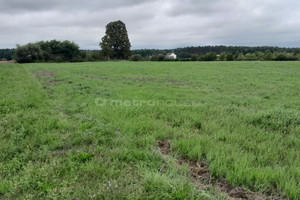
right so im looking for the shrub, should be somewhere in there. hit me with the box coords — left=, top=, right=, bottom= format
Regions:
left=130, top=54, right=144, bottom=61
left=201, top=52, right=217, bottom=61
left=14, top=43, right=43, bottom=63
left=156, top=54, right=165, bottom=61
left=191, top=54, right=199, bottom=61
left=218, top=52, right=226, bottom=61
left=14, top=40, right=81, bottom=63
left=244, top=53, right=257, bottom=61
left=274, top=54, right=288, bottom=61
left=263, top=52, right=273, bottom=61
left=226, top=53, right=234, bottom=61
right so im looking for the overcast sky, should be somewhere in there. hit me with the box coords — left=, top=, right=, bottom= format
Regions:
left=1, top=0, right=300, bottom=49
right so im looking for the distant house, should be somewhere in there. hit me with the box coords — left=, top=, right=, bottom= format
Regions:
left=165, top=53, right=177, bottom=60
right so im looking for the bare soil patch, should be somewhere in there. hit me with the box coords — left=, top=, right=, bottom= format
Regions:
left=34, top=70, right=58, bottom=81
left=157, top=140, right=282, bottom=200
left=34, top=70, right=60, bottom=93
left=158, top=140, right=171, bottom=155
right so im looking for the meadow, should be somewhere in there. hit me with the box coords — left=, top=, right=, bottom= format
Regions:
left=0, top=61, right=299, bottom=199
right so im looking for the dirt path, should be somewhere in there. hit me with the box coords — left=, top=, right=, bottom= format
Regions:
left=158, top=140, right=283, bottom=200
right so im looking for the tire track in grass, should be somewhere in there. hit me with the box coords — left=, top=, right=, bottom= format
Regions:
left=157, top=140, right=283, bottom=200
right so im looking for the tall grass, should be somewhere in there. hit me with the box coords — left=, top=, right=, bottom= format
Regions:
left=0, top=61, right=299, bottom=199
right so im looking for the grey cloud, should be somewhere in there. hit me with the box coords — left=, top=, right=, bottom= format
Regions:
left=0, top=0, right=300, bottom=49
left=0, top=0, right=153, bottom=13
left=167, top=0, right=233, bottom=17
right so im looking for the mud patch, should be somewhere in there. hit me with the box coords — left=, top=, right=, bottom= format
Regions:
left=35, top=70, right=58, bottom=80
left=158, top=140, right=171, bottom=155
left=34, top=70, right=60, bottom=93
left=157, top=140, right=283, bottom=200
left=183, top=161, right=281, bottom=200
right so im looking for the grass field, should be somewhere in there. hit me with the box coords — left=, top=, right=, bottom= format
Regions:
left=0, top=61, right=299, bottom=199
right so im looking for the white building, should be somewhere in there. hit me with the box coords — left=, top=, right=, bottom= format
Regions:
left=165, top=53, right=177, bottom=60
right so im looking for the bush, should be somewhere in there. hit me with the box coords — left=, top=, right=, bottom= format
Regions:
left=263, top=52, right=273, bottom=61
left=226, top=53, right=234, bottom=61
left=150, top=54, right=165, bottom=61
left=156, top=54, right=165, bottom=61
left=274, top=53, right=298, bottom=61
left=39, top=40, right=81, bottom=62
left=14, top=43, right=43, bottom=63
left=201, top=52, right=217, bottom=61
left=14, top=40, right=81, bottom=63
left=235, top=53, right=245, bottom=61
left=218, top=52, right=226, bottom=61
left=274, top=54, right=288, bottom=61
left=177, top=52, right=192, bottom=59
left=191, top=54, right=199, bottom=61
left=244, top=53, right=257, bottom=61
left=130, top=54, right=144, bottom=61
left=83, top=50, right=104, bottom=62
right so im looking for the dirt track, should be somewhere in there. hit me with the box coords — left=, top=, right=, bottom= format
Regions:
left=158, top=140, right=283, bottom=200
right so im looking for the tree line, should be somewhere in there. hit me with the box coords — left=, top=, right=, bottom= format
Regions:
left=131, top=46, right=300, bottom=61
left=130, top=49, right=300, bottom=61
left=132, top=46, right=300, bottom=57
left=0, top=49, right=14, bottom=61
left=3, top=45, right=300, bottom=63
left=1, top=20, right=300, bottom=63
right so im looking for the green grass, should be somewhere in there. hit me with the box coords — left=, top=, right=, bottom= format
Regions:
left=0, top=61, right=299, bottom=199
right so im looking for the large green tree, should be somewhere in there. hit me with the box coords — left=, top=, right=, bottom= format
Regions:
left=100, top=20, right=131, bottom=60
